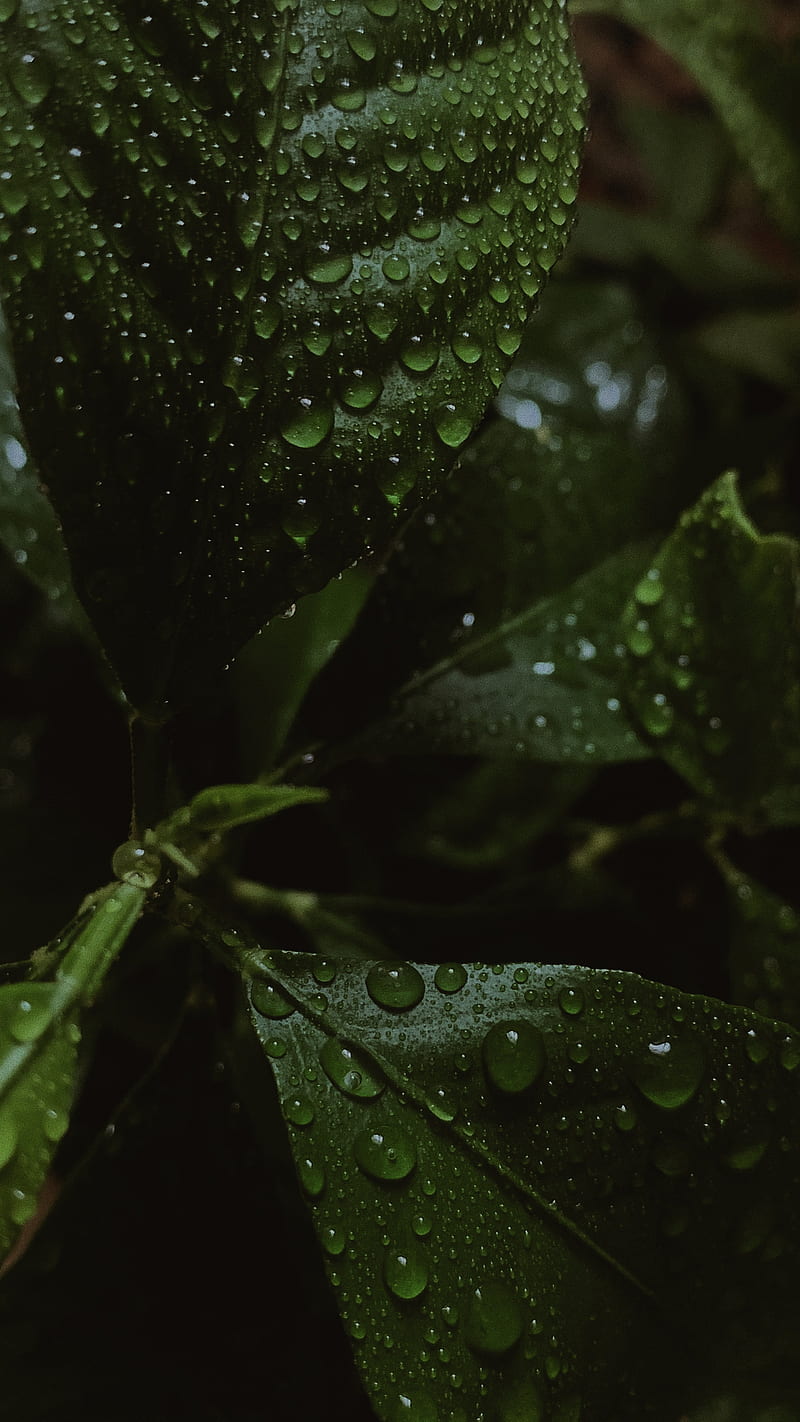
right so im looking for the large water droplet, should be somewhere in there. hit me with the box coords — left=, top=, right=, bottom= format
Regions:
left=464, top=1279, right=524, bottom=1356
left=280, top=399, right=333, bottom=449
left=629, top=1035, right=705, bottom=1110
left=482, top=1020, right=546, bottom=1094
left=298, top=1155, right=326, bottom=1197
left=111, top=839, right=161, bottom=889
left=383, top=1239, right=428, bottom=1299
left=251, top=980, right=295, bottom=1020
left=366, top=962, right=425, bottom=1011
left=354, top=1123, right=417, bottom=1181
left=433, top=403, right=472, bottom=448
left=319, top=1038, right=384, bottom=1098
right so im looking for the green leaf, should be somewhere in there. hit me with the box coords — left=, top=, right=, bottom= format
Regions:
left=235, top=941, right=800, bottom=1419
left=0, top=1, right=586, bottom=716
left=620, top=473, right=800, bottom=812
left=571, top=0, right=800, bottom=245
left=292, top=278, right=701, bottom=765
left=0, top=300, right=83, bottom=625
left=0, top=882, right=145, bottom=1262
left=715, top=855, right=800, bottom=1029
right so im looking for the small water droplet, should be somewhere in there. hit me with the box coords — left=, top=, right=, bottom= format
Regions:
left=558, top=986, right=584, bottom=1017
left=629, top=1035, right=705, bottom=1110
left=298, top=1155, right=326, bottom=1197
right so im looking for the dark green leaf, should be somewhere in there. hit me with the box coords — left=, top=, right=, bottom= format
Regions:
left=620, top=473, right=800, bottom=812
left=571, top=0, right=800, bottom=244
left=0, top=0, right=585, bottom=715
left=0, top=882, right=145, bottom=1262
left=236, top=941, right=800, bottom=1420
left=715, top=854, right=800, bottom=1029
left=292, top=279, right=700, bottom=765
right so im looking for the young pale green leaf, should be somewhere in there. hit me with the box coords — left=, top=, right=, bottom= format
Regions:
left=0, top=882, right=145, bottom=1262
left=620, top=473, right=800, bottom=812
left=291, top=279, right=701, bottom=766
left=0, top=0, right=585, bottom=716
left=571, top=0, right=800, bottom=245
left=236, top=942, right=800, bottom=1420
left=164, top=780, right=329, bottom=836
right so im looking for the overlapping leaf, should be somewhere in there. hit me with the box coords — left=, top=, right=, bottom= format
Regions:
left=0, top=882, right=145, bottom=1262
left=620, top=474, right=800, bottom=813
left=291, top=279, right=702, bottom=766
left=235, top=939, right=800, bottom=1420
left=0, top=0, right=585, bottom=715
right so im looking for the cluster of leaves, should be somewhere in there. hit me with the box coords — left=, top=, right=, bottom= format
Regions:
left=1, top=1, right=799, bottom=1420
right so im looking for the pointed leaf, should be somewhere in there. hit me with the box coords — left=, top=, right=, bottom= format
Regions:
left=235, top=943, right=800, bottom=1419
left=620, top=474, right=800, bottom=812
left=0, top=0, right=585, bottom=715
left=0, top=882, right=145, bottom=1262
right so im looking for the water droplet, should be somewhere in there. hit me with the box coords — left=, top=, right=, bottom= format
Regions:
left=280, top=399, right=333, bottom=448
left=626, top=620, right=653, bottom=657
left=319, top=1038, right=384, bottom=1098
left=558, top=986, right=584, bottom=1017
left=629, top=1035, right=705, bottom=1110
left=298, top=1155, right=326, bottom=1197
left=305, top=248, right=353, bottom=285
left=313, top=958, right=337, bottom=985
left=354, top=1124, right=417, bottom=1181
left=43, top=1107, right=69, bottom=1143
left=251, top=980, right=295, bottom=1020
left=434, top=963, right=467, bottom=994
left=285, top=1094, right=315, bottom=1127
left=111, top=839, right=161, bottom=889
left=451, top=331, right=483, bottom=365
left=390, top=1390, right=438, bottom=1421
left=482, top=1020, right=546, bottom=1094
left=366, top=962, right=425, bottom=1011
left=9, top=990, right=50, bottom=1043
left=433, top=403, right=472, bottom=448
left=322, top=1224, right=346, bottom=1255
left=9, top=50, right=53, bottom=105
left=382, top=254, right=410, bottom=283
left=383, top=1238, right=429, bottom=1300
left=641, top=693, right=674, bottom=738
left=635, top=569, right=663, bottom=606
left=464, top=1279, right=524, bottom=1356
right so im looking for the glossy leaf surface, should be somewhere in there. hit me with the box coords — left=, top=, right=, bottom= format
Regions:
left=240, top=942, right=800, bottom=1420
left=0, top=882, right=144, bottom=1262
left=0, top=0, right=585, bottom=715
left=621, top=474, right=800, bottom=812
left=293, top=279, right=700, bottom=765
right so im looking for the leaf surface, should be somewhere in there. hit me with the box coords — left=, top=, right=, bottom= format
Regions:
left=0, top=0, right=585, bottom=714
left=236, top=940, right=800, bottom=1420
left=620, top=474, right=800, bottom=812
left=0, top=882, right=145, bottom=1262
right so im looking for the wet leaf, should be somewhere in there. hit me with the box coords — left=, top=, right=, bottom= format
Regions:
left=572, top=0, right=800, bottom=244
left=620, top=474, right=800, bottom=813
left=0, top=882, right=145, bottom=1263
left=235, top=940, right=800, bottom=1420
left=0, top=0, right=585, bottom=716
left=292, top=279, right=699, bottom=765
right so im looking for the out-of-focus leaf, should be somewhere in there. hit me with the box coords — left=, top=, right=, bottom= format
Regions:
left=620, top=473, right=800, bottom=812
left=292, top=279, right=700, bottom=763
left=572, top=0, right=800, bottom=244
left=234, top=939, right=800, bottom=1420
left=715, top=855, right=800, bottom=1029
left=620, top=104, right=730, bottom=233
left=693, top=307, right=800, bottom=390
left=0, top=882, right=145, bottom=1263
left=0, top=0, right=585, bottom=716
left=0, top=301, right=83, bottom=626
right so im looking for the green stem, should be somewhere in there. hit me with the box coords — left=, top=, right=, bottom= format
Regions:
left=129, top=715, right=171, bottom=837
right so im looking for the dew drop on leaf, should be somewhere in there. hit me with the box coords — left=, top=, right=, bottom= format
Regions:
left=383, top=1238, right=429, bottom=1300
left=284, top=1094, right=315, bottom=1127
left=482, top=1020, right=546, bottom=1094
left=353, top=1124, right=417, bottom=1181
left=557, top=986, right=584, bottom=1017
left=390, top=1390, right=438, bottom=1421
left=298, top=1155, right=326, bottom=1197
left=319, top=1037, right=385, bottom=1098
left=464, top=1278, right=524, bottom=1356
left=366, top=961, right=425, bottom=1011
left=251, top=980, right=295, bottom=1020
left=434, top=963, right=468, bottom=995
left=628, top=1035, right=705, bottom=1110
